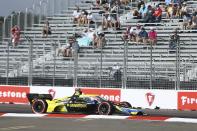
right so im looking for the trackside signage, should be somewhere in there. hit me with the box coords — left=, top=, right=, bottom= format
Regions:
left=121, top=89, right=177, bottom=109
left=178, top=92, right=197, bottom=110
left=81, top=88, right=121, bottom=102
left=0, top=85, right=30, bottom=103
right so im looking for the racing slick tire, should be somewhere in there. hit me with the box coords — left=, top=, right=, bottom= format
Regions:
left=31, top=99, right=47, bottom=114
left=97, top=102, right=114, bottom=115
left=119, top=101, right=132, bottom=108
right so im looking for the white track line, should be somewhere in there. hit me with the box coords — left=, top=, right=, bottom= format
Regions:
left=2, top=113, right=47, bottom=117
left=85, top=115, right=129, bottom=119
left=165, top=118, right=197, bottom=123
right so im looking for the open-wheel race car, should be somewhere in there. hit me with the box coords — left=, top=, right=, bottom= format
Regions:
left=26, top=93, right=144, bottom=116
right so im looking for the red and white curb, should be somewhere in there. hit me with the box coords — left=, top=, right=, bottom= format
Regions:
left=1, top=113, right=197, bottom=123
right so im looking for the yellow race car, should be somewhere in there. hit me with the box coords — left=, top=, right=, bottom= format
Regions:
left=26, top=93, right=144, bottom=115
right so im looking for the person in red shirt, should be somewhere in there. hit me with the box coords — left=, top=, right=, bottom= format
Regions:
left=11, top=25, right=21, bottom=47
left=153, top=5, right=162, bottom=22
left=148, top=27, right=157, bottom=46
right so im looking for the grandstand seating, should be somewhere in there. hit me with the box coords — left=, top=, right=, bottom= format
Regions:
left=0, top=0, right=197, bottom=89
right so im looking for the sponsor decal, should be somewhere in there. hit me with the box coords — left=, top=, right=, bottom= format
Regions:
left=145, top=92, right=155, bottom=106
left=48, top=89, right=56, bottom=98
left=81, top=88, right=121, bottom=102
left=178, top=92, right=197, bottom=110
left=0, top=86, right=30, bottom=103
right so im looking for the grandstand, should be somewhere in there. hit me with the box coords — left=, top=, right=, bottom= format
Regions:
left=0, top=0, right=197, bottom=89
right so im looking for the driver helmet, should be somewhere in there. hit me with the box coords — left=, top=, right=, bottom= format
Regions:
left=75, top=88, right=82, bottom=95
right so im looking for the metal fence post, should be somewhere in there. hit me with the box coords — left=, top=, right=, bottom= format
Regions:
left=6, top=41, right=10, bottom=85
left=150, top=41, right=153, bottom=89
left=73, top=43, right=78, bottom=87
left=53, top=42, right=56, bottom=87
left=175, top=31, right=180, bottom=90
left=123, top=40, right=128, bottom=89
left=27, top=36, right=33, bottom=86
left=99, top=42, right=103, bottom=88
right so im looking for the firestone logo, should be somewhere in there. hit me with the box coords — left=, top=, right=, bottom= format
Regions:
left=181, top=96, right=197, bottom=106
left=100, top=94, right=120, bottom=102
left=145, top=92, right=155, bottom=106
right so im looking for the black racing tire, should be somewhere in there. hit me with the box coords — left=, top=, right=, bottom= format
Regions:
left=119, top=101, right=132, bottom=108
left=98, top=102, right=114, bottom=115
left=31, top=99, right=47, bottom=114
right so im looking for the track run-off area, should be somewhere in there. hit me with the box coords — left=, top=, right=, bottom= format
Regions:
left=0, top=104, right=197, bottom=131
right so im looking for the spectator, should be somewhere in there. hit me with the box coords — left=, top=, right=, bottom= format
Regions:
left=139, top=4, right=148, bottom=19
left=63, top=37, right=74, bottom=57
left=180, top=2, right=188, bottom=18
left=137, top=0, right=145, bottom=10
left=137, top=27, right=148, bottom=44
left=42, top=20, right=51, bottom=38
left=11, top=25, right=21, bottom=47
left=102, top=8, right=113, bottom=30
left=122, top=25, right=138, bottom=42
left=123, top=25, right=132, bottom=40
left=112, top=63, right=122, bottom=81
left=71, top=37, right=80, bottom=57
left=166, top=3, right=173, bottom=18
left=87, top=11, right=96, bottom=26
left=94, top=32, right=106, bottom=48
left=169, top=29, right=179, bottom=50
left=72, top=6, right=81, bottom=25
left=80, top=9, right=88, bottom=26
left=153, top=4, right=162, bottom=22
left=188, top=13, right=197, bottom=29
left=57, top=43, right=70, bottom=57
left=182, top=12, right=191, bottom=30
left=142, top=5, right=155, bottom=23
left=148, top=27, right=157, bottom=46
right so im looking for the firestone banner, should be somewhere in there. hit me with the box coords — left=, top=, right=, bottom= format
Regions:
left=0, top=85, right=30, bottom=103
left=178, top=92, right=197, bottom=110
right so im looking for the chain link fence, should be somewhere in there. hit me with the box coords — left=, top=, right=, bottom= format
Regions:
left=2, top=32, right=197, bottom=90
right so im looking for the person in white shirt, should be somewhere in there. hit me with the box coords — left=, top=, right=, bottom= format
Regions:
left=73, top=7, right=82, bottom=25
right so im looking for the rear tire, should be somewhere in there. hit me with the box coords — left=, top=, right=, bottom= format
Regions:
left=97, top=102, right=114, bottom=115
left=31, top=99, right=47, bottom=114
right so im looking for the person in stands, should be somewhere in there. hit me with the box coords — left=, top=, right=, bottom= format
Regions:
left=148, top=27, right=157, bottom=46
left=11, top=25, right=21, bottom=47
left=42, top=20, right=51, bottom=38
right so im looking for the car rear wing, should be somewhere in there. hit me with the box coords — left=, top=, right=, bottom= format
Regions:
left=26, top=93, right=53, bottom=104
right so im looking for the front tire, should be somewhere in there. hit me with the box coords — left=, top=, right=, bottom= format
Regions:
left=31, top=99, right=47, bottom=114
left=97, top=102, right=114, bottom=115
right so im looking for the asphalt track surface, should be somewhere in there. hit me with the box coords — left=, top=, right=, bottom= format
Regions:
left=1, top=104, right=197, bottom=131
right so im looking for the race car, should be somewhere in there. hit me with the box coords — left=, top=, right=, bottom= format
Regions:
left=26, top=93, right=144, bottom=116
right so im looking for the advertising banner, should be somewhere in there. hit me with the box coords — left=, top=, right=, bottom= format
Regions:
left=121, top=89, right=177, bottom=109
left=0, top=85, right=30, bottom=103
left=178, top=92, right=197, bottom=110
left=81, top=88, right=121, bottom=102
